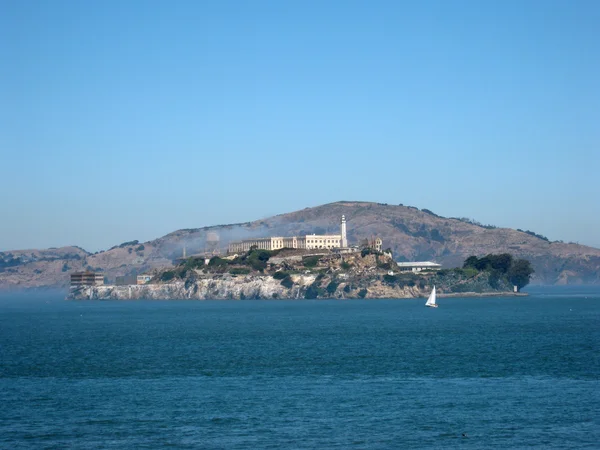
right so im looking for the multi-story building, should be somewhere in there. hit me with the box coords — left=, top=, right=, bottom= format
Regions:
left=302, top=234, right=342, bottom=250
left=228, top=237, right=286, bottom=253
left=227, top=216, right=348, bottom=254
left=70, top=271, right=104, bottom=287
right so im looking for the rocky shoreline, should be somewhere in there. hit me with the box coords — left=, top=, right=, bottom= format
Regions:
left=68, top=275, right=420, bottom=300
left=438, top=292, right=527, bottom=298
left=67, top=275, right=526, bottom=301
left=67, top=248, right=535, bottom=301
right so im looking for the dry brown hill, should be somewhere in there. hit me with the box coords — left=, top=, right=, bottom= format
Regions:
left=1, top=201, right=599, bottom=290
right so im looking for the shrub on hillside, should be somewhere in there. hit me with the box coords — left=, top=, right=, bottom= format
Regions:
left=118, top=240, right=139, bottom=248
left=161, top=271, right=175, bottom=282
left=246, top=249, right=272, bottom=272
left=303, top=256, right=320, bottom=268
left=430, top=229, right=445, bottom=242
left=280, top=276, right=294, bottom=289
left=304, top=284, right=321, bottom=299
left=361, top=248, right=376, bottom=258
left=181, top=257, right=205, bottom=270
left=383, top=274, right=398, bottom=284
left=209, top=257, right=229, bottom=267
left=326, top=281, right=339, bottom=294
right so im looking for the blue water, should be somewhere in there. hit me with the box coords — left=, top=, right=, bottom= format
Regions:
left=1, top=287, right=599, bottom=449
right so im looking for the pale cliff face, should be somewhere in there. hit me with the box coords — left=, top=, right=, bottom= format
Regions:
left=70, top=276, right=308, bottom=300
left=68, top=275, right=424, bottom=300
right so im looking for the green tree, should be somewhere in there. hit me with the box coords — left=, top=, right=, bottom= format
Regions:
left=464, top=254, right=514, bottom=273
left=508, top=259, right=534, bottom=291
left=463, top=256, right=480, bottom=270
left=487, top=253, right=513, bottom=273
left=488, top=269, right=501, bottom=289
left=160, top=271, right=175, bottom=282
left=246, top=249, right=271, bottom=271
left=209, top=257, right=229, bottom=267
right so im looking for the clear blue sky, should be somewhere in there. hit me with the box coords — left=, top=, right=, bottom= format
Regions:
left=1, top=0, right=599, bottom=252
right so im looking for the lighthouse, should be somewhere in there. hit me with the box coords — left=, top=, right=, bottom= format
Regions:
left=341, top=215, right=348, bottom=248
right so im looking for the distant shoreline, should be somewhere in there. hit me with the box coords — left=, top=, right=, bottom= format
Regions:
left=438, top=291, right=528, bottom=298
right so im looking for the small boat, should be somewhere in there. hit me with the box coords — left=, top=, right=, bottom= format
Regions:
left=425, top=286, right=438, bottom=308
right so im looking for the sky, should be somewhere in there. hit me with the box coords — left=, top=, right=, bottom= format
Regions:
left=1, top=0, right=599, bottom=252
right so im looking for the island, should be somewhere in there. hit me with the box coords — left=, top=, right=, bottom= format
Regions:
left=68, top=249, right=534, bottom=300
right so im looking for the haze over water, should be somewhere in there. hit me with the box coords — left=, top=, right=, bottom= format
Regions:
left=1, top=287, right=599, bottom=449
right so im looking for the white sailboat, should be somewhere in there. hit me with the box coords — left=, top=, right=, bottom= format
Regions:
left=425, top=286, right=438, bottom=308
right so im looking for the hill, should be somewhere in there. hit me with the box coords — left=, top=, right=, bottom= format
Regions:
left=1, top=201, right=599, bottom=290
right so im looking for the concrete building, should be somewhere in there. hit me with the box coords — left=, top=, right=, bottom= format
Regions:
left=70, top=271, right=104, bottom=287
left=396, top=261, right=442, bottom=272
left=303, top=234, right=343, bottom=250
left=359, top=236, right=383, bottom=252
left=374, top=237, right=382, bottom=252
left=228, top=237, right=287, bottom=253
left=228, top=216, right=348, bottom=254
left=137, top=275, right=153, bottom=285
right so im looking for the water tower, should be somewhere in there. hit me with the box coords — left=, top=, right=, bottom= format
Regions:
left=205, top=231, right=220, bottom=256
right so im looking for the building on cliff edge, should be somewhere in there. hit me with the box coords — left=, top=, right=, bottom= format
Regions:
left=70, top=271, right=104, bottom=287
left=396, top=261, right=442, bottom=272
left=228, top=216, right=351, bottom=254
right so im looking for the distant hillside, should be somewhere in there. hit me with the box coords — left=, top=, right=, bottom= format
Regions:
left=1, top=201, right=599, bottom=290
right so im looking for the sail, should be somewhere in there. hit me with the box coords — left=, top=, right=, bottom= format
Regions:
left=425, top=286, right=436, bottom=306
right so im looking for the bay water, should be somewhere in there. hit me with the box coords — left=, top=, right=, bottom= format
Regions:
left=1, top=287, right=599, bottom=449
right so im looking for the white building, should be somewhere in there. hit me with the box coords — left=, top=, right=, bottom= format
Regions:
left=396, top=261, right=442, bottom=272
left=227, top=216, right=348, bottom=254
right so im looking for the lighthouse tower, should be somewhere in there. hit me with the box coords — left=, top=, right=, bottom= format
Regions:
left=341, top=215, right=348, bottom=248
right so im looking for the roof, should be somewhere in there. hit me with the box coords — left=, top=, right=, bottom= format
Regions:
left=396, top=261, right=442, bottom=268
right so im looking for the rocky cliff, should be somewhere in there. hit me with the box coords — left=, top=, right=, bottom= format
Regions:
left=69, top=250, right=521, bottom=300
left=67, top=274, right=481, bottom=301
